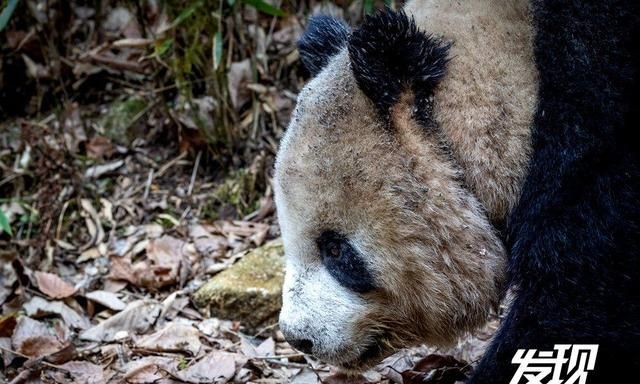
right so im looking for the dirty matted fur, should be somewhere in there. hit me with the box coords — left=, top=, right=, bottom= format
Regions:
left=275, top=0, right=537, bottom=370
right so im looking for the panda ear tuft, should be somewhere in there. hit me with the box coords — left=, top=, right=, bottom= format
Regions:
left=298, top=15, right=351, bottom=76
left=348, top=9, right=451, bottom=115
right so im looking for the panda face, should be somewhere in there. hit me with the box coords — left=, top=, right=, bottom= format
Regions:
left=275, top=54, right=390, bottom=366
left=275, top=47, right=507, bottom=370
left=273, top=2, right=542, bottom=368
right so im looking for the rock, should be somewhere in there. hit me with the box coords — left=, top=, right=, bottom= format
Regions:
left=192, top=240, right=284, bottom=332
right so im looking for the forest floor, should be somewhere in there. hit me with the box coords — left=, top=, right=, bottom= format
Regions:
left=0, top=1, right=496, bottom=383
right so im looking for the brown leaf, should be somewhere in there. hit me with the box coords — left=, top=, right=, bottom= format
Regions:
left=140, top=236, right=187, bottom=289
left=173, top=351, right=247, bottom=383
left=23, top=296, right=90, bottom=329
left=44, top=342, right=77, bottom=365
left=86, top=136, right=114, bottom=159
left=123, top=356, right=177, bottom=383
left=53, top=361, right=106, bottom=384
left=11, top=317, right=65, bottom=359
left=0, top=313, right=17, bottom=337
left=108, top=256, right=140, bottom=286
left=135, top=322, right=202, bottom=356
left=79, top=300, right=161, bottom=342
left=401, top=354, right=470, bottom=384
left=35, top=271, right=77, bottom=299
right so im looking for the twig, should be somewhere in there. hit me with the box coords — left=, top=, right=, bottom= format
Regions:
left=187, top=151, right=202, bottom=196
left=143, top=169, right=154, bottom=201
left=156, top=151, right=189, bottom=178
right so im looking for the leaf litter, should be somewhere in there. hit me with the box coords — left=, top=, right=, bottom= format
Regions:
left=0, top=0, right=497, bottom=383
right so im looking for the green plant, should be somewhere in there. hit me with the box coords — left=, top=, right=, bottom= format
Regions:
left=0, top=0, right=19, bottom=31
left=0, top=207, right=12, bottom=236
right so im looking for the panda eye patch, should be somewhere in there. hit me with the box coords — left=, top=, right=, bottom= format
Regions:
left=317, top=231, right=377, bottom=293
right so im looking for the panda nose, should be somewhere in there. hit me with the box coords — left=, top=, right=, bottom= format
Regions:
left=288, top=338, right=314, bottom=354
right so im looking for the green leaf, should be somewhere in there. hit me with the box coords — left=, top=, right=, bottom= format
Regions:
left=212, top=31, right=223, bottom=71
left=363, top=0, right=374, bottom=14
left=242, top=0, right=285, bottom=17
left=0, top=0, right=20, bottom=32
left=384, top=0, right=394, bottom=7
left=156, top=38, right=173, bottom=56
left=170, top=0, right=204, bottom=29
left=0, top=208, right=12, bottom=236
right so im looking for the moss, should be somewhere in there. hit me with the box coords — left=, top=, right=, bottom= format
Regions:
left=192, top=240, right=284, bottom=332
left=97, top=97, right=147, bottom=144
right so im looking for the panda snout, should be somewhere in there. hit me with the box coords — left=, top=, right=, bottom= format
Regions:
left=287, top=338, right=315, bottom=354
left=279, top=324, right=316, bottom=354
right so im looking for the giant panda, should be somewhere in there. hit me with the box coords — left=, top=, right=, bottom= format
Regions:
left=274, top=0, right=640, bottom=382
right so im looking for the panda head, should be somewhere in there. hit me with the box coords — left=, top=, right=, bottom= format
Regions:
left=275, top=10, right=506, bottom=371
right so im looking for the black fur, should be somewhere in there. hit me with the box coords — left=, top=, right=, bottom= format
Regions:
left=469, top=1, right=640, bottom=383
left=298, top=15, right=350, bottom=76
left=317, top=231, right=377, bottom=293
left=348, top=9, right=450, bottom=121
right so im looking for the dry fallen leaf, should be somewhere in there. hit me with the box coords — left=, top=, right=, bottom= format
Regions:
left=0, top=337, right=14, bottom=366
left=290, top=367, right=321, bottom=384
left=80, top=300, right=161, bottom=342
left=49, top=360, right=106, bottom=384
left=241, top=336, right=275, bottom=358
left=23, top=296, right=90, bottom=329
left=84, top=290, right=126, bottom=311
left=11, top=316, right=66, bottom=358
left=0, top=313, right=17, bottom=337
left=108, top=255, right=139, bottom=286
left=135, top=322, right=202, bottom=356
left=84, top=159, right=124, bottom=179
left=141, top=236, right=188, bottom=289
left=122, top=356, right=177, bottom=383
left=227, top=60, right=252, bottom=108
left=35, top=271, right=77, bottom=299
left=86, top=135, right=114, bottom=159
left=173, top=351, right=247, bottom=383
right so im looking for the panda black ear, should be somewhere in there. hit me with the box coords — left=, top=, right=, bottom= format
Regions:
left=298, top=15, right=351, bottom=76
left=348, top=9, right=450, bottom=117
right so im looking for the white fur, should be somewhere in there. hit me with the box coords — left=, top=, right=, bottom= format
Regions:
left=276, top=172, right=370, bottom=364
left=279, top=258, right=368, bottom=363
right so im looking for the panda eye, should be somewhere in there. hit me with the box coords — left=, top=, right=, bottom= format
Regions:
left=316, top=231, right=376, bottom=293
left=317, top=231, right=347, bottom=260
left=327, top=241, right=341, bottom=258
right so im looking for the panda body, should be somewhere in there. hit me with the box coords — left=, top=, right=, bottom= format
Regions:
left=274, top=0, right=640, bottom=382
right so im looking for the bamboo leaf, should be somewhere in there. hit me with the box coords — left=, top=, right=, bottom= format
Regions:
left=154, top=38, right=173, bottom=57
left=0, top=0, right=20, bottom=32
left=242, top=0, right=285, bottom=17
left=170, top=0, right=204, bottom=29
left=213, top=31, right=223, bottom=71
left=0, top=208, right=12, bottom=236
